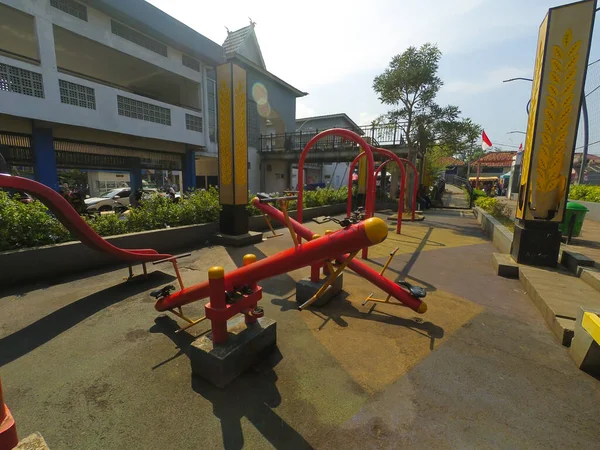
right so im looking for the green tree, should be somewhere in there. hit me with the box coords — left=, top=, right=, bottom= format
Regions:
left=373, top=43, right=443, bottom=149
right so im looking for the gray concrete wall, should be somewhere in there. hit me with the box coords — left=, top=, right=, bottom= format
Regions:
left=246, top=68, right=296, bottom=132
left=568, top=199, right=600, bottom=222
left=0, top=203, right=347, bottom=287
left=473, top=207, right=514, bottom=254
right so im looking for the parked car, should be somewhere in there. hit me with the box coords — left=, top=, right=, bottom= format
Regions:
left=85, top=187, right=158, bottom=212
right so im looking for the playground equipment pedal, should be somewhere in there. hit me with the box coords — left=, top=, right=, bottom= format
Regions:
left=362, top=247, right=426, bottom=307
left=257, top=193, right=299, bottom=246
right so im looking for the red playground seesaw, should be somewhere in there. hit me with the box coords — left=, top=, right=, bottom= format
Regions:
left=152, top=193, right=427, bottom=345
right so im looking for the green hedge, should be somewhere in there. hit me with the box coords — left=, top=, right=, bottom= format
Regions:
left=569, top=185, right=600, bottom=203
left=474, top=197, right=515, bottom=231
left=0, top=186, right=349, bottom=252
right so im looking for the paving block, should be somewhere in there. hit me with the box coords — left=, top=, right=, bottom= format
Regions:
left=15, top=433, right=50, bottom=450
left=492, top=253, right=519, bottom=278
left=561, top=250, right=595, bottom=275
left=580, top=268, right=600, bottom=293
left=296, top=274, right=344, bottom=308
left=570, top=307, right=600, bottom=376
left=189, top=316, right=276, bottom=388
left=519, top=266, right=600, bottom=346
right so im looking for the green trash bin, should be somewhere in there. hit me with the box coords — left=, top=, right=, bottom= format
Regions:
left=559, top=201, right=588, bottom=237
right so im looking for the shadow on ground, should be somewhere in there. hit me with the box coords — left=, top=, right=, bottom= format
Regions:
left=0, top=271, right=175, bottom=367
left=150, top=316, right=312, bottom=450
left=225, top=245, right=298, bottom=297
left=273, top=292, right=444, bottom=350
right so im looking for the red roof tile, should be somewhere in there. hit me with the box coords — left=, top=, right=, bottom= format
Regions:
left=472, top=151, right=517, bottom=167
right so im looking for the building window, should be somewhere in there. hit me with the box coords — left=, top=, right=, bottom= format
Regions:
left=207, top=74, right=216, bottom=142
left=0, top=63, right=43, bottom=98
left=182, top=54, right=200, bottom=72
left=111, top=20, right=168, bottom=57
left=247, top=99, right=260, bottom=148
left=117, top=95, right=171, bottom=125
left=50, top=0, right=87, bottom=21
left=59, top=79, right=95, bottom=109
left=185, top=113, right=203, bottom=132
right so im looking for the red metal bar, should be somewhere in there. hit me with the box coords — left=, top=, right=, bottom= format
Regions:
left=251, top=200, right=427, bottom=313
left=155, top=217, right=388, bottom=312
left=350, top=148, right=408, bottom=234
left=243, top=255, right=259, bottom=325
left=297, top=129, right=377, bottom=238
left=208, top=267, right=228, bottom=345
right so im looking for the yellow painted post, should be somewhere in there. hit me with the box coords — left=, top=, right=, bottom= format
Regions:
left=216, top=62, right=249, bottom=235
left=512, top=0, right=596, bottom=267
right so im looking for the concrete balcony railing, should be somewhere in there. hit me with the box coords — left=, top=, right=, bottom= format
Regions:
left=0, top=54, right=206, bottom=147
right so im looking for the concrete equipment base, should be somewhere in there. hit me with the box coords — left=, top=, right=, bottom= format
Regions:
left=570, top=307, right=600, bottom=376
left=15, top=432, right=50, bottom=450
left=492, top=253, right=519, bottom=279
left=189, top=316, right=276, bottom=388
left=211, top=231, right=263, bottom=247
left=560, top=250, right=595, bottom=275
left=296, top=274, right=344, bottom=308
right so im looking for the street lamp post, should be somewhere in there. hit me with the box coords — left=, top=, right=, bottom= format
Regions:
left=503, top=77, right=590, bottom=184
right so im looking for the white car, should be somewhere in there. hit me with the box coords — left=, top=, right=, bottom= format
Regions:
left=84, top=188, right=132, bottom=212
left=85, top=188, right=160, bottom=212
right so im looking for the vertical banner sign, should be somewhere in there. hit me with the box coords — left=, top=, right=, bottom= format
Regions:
left=516, top=0, right=596, bottom=222
left=233, top=64, right=248, bottom=205
left=217, top=63, right=248, bottom=206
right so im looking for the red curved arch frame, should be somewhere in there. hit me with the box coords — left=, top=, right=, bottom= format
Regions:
left=297, top=128, right=376, bottom=231
left=370, top=146, right=418, bottom=224
left=347, top=147, right=411, bottom=234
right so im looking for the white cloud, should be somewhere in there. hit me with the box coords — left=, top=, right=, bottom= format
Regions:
left=359, top=112, right=379, bottom=125
left=147, top=0, right=549, bottom=89
left=443, top=67, right=532, bottom=95
left=295, top=103, right=316, bottom=119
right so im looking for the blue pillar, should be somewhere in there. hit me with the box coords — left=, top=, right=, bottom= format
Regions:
left=32, top=128, right=58, bottom=191
left=182, top=147, right=196, bottom=192
left=130, top=158, right=142, bottom=192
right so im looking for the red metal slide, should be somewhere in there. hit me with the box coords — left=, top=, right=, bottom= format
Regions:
left=251, top=198, right=427, bottom=313
left=0, top=174, right=172, bottom=262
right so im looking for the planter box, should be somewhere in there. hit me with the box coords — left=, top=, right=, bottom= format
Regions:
left=0, top=222, right=218, bottom=288
left=473, top=206, right=514, bottom=254
left=0, top=203, right=348, bottom=287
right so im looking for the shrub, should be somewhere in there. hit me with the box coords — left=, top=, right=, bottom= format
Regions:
left=474, top=196, right=498, bottom=213
left=0, top=191, right=71, bottom=251
left=569, top=185, right=600, bottom=203
left=0, top=185, right=350, bottom=252
left=84, top=213, right=127, bottom=237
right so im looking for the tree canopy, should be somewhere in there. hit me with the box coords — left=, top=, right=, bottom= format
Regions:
left=373, top=43, right=482, bottom=171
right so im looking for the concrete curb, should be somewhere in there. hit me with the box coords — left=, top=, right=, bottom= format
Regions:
left=472, top=207, right=514, bottom=254
left=0, top=203, right=347, bottom=287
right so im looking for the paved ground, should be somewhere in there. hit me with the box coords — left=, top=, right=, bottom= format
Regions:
left=442, top=185, right=470, bottom=209
left=1, top=209, right=599, bottom=449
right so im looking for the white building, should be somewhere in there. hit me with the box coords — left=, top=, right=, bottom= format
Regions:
left=0, top=0, right=223, bottom=193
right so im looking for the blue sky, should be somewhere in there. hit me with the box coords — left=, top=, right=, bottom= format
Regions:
left=148, top=0, right=600, bottom=152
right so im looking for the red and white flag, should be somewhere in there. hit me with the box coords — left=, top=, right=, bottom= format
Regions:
left=481, top=130, right=493, bottom=150
left=518, top=143, right=523, bottom=152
